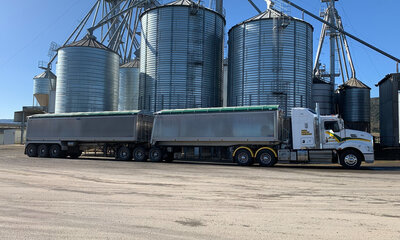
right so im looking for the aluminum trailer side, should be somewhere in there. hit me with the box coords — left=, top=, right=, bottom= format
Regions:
left=148, top=106, right=283, bottom=166
left=25, top=111, right=153, bottom=160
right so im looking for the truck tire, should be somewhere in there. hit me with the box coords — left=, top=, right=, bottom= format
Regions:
left=117, top=146, right=132, bottom=161
left=340, top=149, right=362, bottom=169
left=133, top=146, right=147, bottom=162
left=257, top=149, right=277, bottom=167
left=38, top=144, right=49, bottom=158
left=149, top=147, right=163, bottom=162
left=26, top=144, right=38, bottom=157
left=49, top=144, right=62, bottom=158
left=235, top=149, right=253, bottom=166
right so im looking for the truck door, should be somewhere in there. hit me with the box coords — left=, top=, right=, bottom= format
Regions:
left=323, top=121, right=341, bottom=149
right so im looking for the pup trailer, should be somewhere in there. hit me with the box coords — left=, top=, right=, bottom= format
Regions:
left=24, top=111, right=153, bottom=160
left=149, top=105, right=374, bottom=168
left=24, top=105, right=374, bottom=168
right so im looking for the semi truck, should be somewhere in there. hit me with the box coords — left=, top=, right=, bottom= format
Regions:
left=24, top=105, right=374, bottom=168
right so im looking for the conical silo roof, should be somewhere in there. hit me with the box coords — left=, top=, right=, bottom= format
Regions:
left=230, top=9, right=313, bottom=33
left=342, top=78, right=371, bottom=89
left=33, top=70, right=56, bottom=79
left=166, top=0, right=194, bottom=6
left=60, top=34, right=116, bottom=53
left=120, top=59, right=140, bottom=68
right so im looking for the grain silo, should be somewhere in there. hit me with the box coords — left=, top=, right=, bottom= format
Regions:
left=228, top=9, right=313, bottom=116
left=55, top=34, right=120, bottom=113
left=33, top=70, right=57, bottom=112
left=139, top=0, right=225, bottom=112
left=311, top=77, right=333, bottom=115
left=377, top=73, right=400, bottom=147
left=119, top=59, right=140, bottom=111
left=338, top=78, right=371, bottom=132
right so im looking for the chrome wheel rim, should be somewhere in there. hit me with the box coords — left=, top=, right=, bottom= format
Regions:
left=344, top=154, right=358, bottom=166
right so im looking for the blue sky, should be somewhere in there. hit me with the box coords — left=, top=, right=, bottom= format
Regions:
left=0, top=0, right=399, bottom=119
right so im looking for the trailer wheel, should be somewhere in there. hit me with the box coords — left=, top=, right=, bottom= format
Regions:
left=26, top=144, right=38, bottom=157
left=49, top=144, right=62, bottom=158
left=235, top=149, right=253, bottom=166
left=149, top=147, right=163, bottom=162
left=37, top=144, right=49, bottom=158
left=340, top=149, right=362, bottom=169
left=117, top=146, right=132, bottom=161
left=133, top=147, right=147, bottom=162
left=257, top=149, right=277, bottom=167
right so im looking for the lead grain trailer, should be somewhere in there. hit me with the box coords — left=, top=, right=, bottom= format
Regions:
left=25, top=111, right=153, bottom=160
left=149, top=105, right=374, bottom=168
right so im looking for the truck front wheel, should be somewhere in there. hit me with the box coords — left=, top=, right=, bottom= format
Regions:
left=257, top=149, right=277, bottom=167
left=340, top=149, right=362, bottom=169
left=235, top=149, right=253, bottom=166
left=133, top=147, right=147, bottom=162
left=26, top=144, right=38, bottom=157
left=38, top=144, right=49, bottom=158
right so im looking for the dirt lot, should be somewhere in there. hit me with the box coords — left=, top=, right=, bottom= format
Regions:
left=0, top=145, right=399, bottom=239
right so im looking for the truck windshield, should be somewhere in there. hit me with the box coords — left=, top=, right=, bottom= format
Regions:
left=324, top=121, right=340, bottom=133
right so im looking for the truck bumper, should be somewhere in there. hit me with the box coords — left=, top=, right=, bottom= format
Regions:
left=364, top=153, right=374, bottom=163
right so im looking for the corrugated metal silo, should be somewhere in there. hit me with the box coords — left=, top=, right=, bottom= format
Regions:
left=227, top=10, right=313, bottom=116
left=33, top=70, right=56, bottom=107
left=377, top=73, right=400, bottom=147
left=338, top=78, right=371, bottom=132
left=55, top=34, right=120, bottom=113
left=311, top=77, right=333, bottom=115
left=119, top=59, right=140, bottom=110
left=139, top=0, right=225, bottom=112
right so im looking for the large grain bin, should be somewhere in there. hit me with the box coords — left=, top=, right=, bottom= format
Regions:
left=119, top=59, right=140, bottom=110
left=338, top=78, right=371, bottom=132
left=228, top=10, right=313, bottom=116
left=139, top=0, right=225, bottom=112
left=55, top=34, right=120, bottom=113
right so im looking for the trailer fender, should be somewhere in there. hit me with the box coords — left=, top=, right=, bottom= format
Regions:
left=233, top=146, right=254, bottom=158
left=255, top=147, right=277, bottom=158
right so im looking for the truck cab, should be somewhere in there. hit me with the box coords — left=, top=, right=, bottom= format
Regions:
left=291, top=108, right=374, bottom=168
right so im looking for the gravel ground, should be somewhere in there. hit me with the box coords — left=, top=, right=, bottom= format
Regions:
left=0, top=144, right=399, bottom=240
